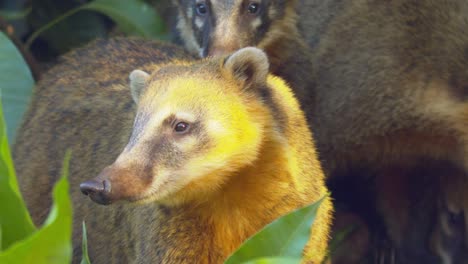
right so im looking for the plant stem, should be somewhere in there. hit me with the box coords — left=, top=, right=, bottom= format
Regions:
left=25, top=7, right=84, bottom=49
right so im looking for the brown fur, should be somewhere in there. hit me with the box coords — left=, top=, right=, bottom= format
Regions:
left=310, top=0, right=468, bottom=176
left=13, top=40, right=332, bottom=263
left=311, top=1, right=468, bottom=263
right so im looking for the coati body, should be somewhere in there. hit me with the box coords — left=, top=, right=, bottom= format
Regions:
left=309, top=3, right=468, bottom=262
left=171, top=0, right=468, bottom=263
left=13, top=39, right=332, bottom=263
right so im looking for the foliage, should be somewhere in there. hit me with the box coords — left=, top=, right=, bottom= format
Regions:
left=0, top=90, right=35, bottom=249
left=25, top=0, right=167, bottom=50
left=80, top=222, right=91, bottom=264
left=83, top=0, right=165, bottom=39
left=0, top=31, right=82, bottom=264
left=0, top=95, right=73, bottom=263
left=0, top=8, right=31, bottom=21
left=0, top=32, right=34, bottom=142
left=0, top=160, right=73, bottom=264
left=240, top=257, right=300, bottom=264
left=226, top=197, right=327, bottom=264
left=1, top=0, right=168, bottom=62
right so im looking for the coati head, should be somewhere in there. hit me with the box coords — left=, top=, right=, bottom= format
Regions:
left=80, top=47, right=275, bottom=206
left=172, top=0, right=299, bottom=57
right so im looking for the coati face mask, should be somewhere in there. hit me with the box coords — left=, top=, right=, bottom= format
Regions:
left=173, top=0, right=295, bottom=57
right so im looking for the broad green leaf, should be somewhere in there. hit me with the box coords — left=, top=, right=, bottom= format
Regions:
left=225, top=196, right=327, bottom=264
left=0, top=32, right=34, bottom=142
left=80, top=222, right=91, bottom=264
left=0, top=98, right=36, bottom=250
left=0, top=152, right=73, bottom=263
left=82, top=0, right=166, bottom=39
left=241, top=257, right=300, bottom=264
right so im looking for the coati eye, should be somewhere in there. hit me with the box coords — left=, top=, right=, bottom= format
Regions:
left=174, top=122, right=190, bottom=133
left=196, top=3, right=208, bottom=16
left=247, top=2, right=260, bottom=14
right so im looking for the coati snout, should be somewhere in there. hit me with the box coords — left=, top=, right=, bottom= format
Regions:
left=80, top=165, right=138, bottom=205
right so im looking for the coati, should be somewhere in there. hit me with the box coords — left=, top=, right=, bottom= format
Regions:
left=13, top=39, right=332, bottom=263
left=171, top=0, right=468, bottom=263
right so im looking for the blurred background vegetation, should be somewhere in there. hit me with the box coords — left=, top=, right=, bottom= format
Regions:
left=0, top=0, right=174, bottom=80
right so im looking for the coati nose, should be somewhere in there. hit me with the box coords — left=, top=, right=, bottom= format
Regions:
left=80, top=179, right=112, bottom=205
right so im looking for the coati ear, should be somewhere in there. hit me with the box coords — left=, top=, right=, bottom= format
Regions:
left=129, top=69, right=150, bottom=103
left=223, top=47, right=269, bottom=90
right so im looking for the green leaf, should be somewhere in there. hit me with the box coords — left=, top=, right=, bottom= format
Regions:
left=0, top=97, right=36, bottom=251
left=0, top=32, right=34, bottom=142
left=82, top=0, right=166, bottom=39
left=80, top=222, right=91, bottom=264
left=0, top=151, right=73, bottom=263
left=241, top=257, right=300, bottom=264
left=0, top=8, right=32, bottom=20
left=225, top=196, right=328, bottom=264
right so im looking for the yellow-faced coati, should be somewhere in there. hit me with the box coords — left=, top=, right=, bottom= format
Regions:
left=13, top=38, right=191, bottom=227
left=13, top=39, right=332, bottom=263
left=171, top=0, right=468, bottom=263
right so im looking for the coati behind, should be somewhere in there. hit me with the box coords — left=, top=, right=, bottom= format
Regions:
left=13, top=39, right=332, bottom=263
left=171, top=0, right=468, bottom=263
left=172, top=0, right=316, bottom=114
